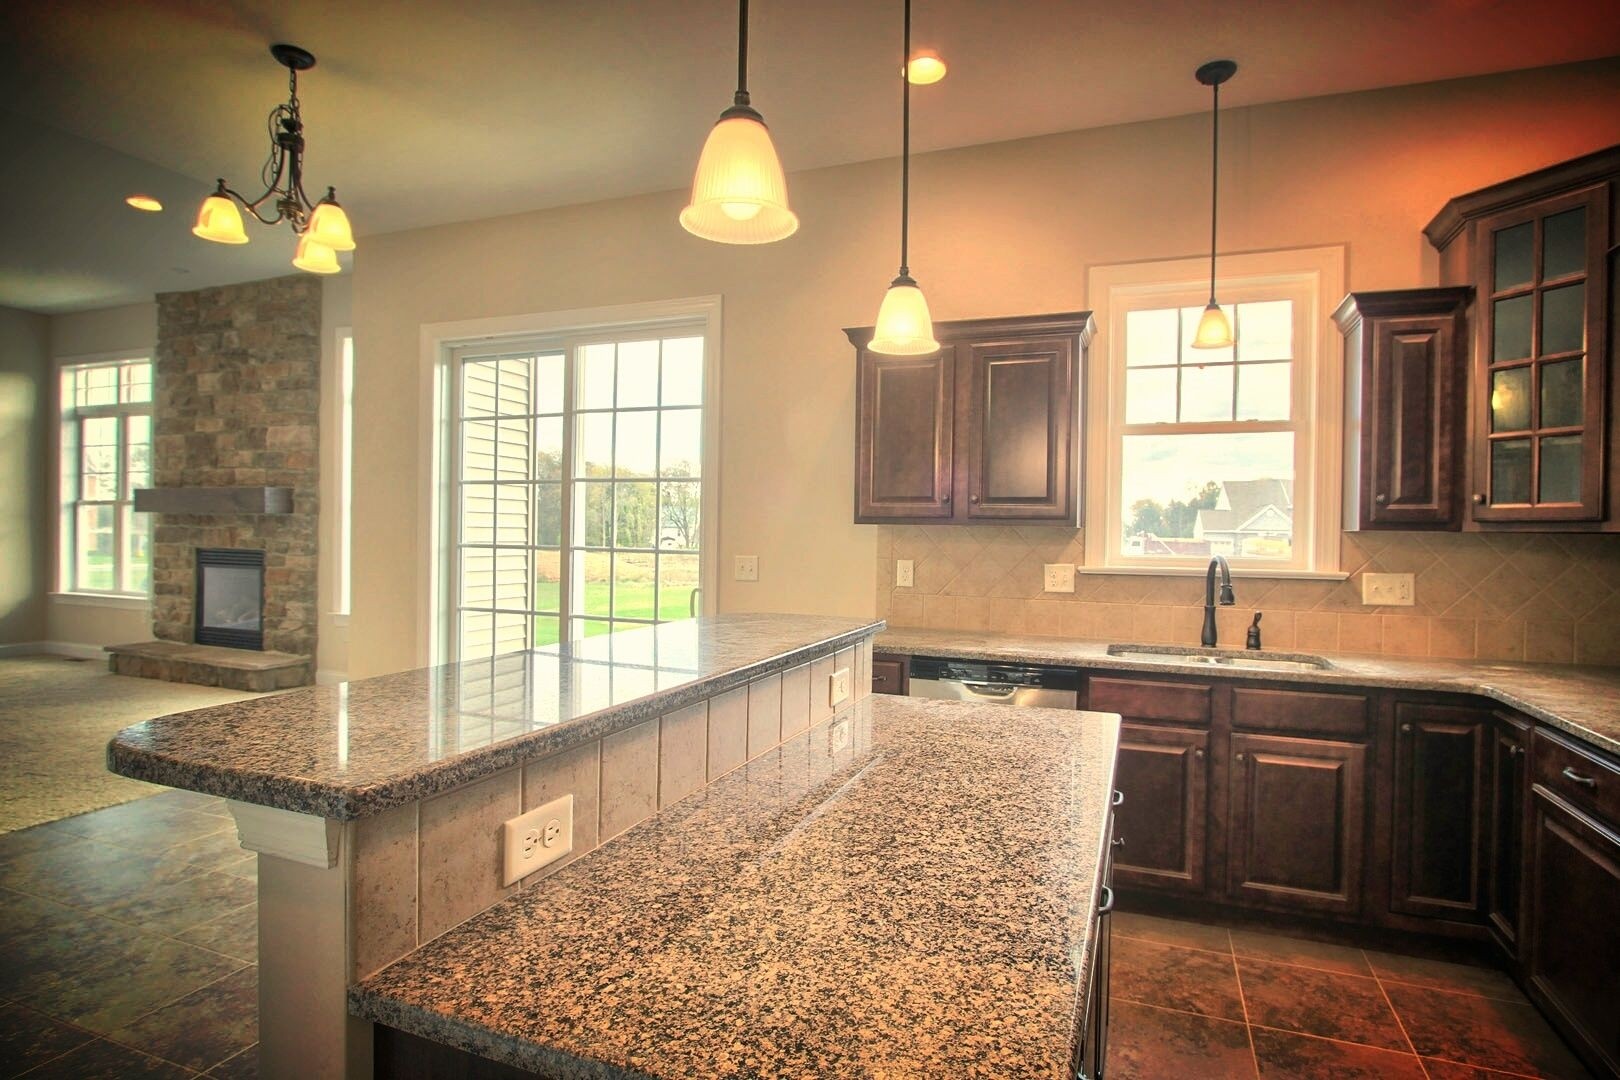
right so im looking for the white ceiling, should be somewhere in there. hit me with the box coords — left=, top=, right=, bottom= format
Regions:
left=3, top=0, right=1618, bottom=313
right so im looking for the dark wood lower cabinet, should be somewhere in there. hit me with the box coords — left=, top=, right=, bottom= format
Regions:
left=871, top=654, right=907, bottom=695
left=1391, top=702, right=1489, bottom=919
left=1111, top=724, right=1208, bottom=894
left=376, top=1025, right=534, bottom=1079
left=1226, top=733, right=1367, bottom=916
left=1526, top=788, right=1620, bottom=1077
left=1487, top=712, right=1531, bottom=957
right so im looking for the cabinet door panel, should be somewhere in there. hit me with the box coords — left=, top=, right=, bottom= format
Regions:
left=1488, top=713, right=1531, bottom=957
left=1112, top=725, right=1208, bottom=894
left=855, top=350, right=954, bottom=521
left=1228, top=733, right=1366, bottom=915
left=1391, top=703, right=1489, bottom=918
left=961, top=337, right=1078, bottom=522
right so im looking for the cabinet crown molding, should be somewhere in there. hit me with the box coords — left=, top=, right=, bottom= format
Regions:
left=1423, top=143, right=1620, bottom=249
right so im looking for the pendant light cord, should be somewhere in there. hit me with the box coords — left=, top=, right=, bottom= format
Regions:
left=1207, top=77, right=1219, bottom=305
left=735, top=0, right=751, bottom=107
left=898, top=0, right=912, bottom=280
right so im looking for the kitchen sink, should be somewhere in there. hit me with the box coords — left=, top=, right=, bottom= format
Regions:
left=1105, top=643, right=1333, bottom=672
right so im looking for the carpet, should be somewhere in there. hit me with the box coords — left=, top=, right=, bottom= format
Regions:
left=0, top=654, right=261, bottom=833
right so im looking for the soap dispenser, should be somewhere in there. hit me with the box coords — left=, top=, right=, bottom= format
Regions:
left=1246, top=612, right=1263, bottom=651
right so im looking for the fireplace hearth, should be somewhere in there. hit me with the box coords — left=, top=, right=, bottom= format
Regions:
left=195, top=549, right=266, bottom=650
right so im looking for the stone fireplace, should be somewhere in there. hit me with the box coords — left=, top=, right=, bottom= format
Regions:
left=107, top=275, right=321, bottom=691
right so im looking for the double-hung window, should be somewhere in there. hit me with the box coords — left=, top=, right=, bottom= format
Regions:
left=1087, top=248, right=1344, bottom=574
left=451, top=328, right=710, bottom=660
left=58, top=357, right=154, bottom=594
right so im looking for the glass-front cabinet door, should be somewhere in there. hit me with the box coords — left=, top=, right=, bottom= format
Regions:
left=1472, top=186, right=1608, bottom=522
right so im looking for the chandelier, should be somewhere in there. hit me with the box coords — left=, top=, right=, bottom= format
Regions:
left=192, top=43, right=355, bottom=274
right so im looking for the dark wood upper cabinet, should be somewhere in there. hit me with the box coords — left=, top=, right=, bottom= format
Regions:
left=1335, top=288, right=1472, bottom=530
left=1487, top=711, right=1531, bottom=959
left=1425, top=145, right=1620, bottom=528
left=847, top=313, right=1093, bottom=525
left=1390, top=702, right=1489, bottom=920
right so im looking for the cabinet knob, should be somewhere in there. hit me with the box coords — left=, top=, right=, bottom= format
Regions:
left=1194, top=748, right=1205, bottom=759
left=1375, top=493, right=1388, bottom=505
left=941, top=492, right=951, bottom=502
left=1235, top=752, right=1246, bottom=762
left=1473, top=493, right=1486, bottom=504
left=970, top=493, right=980, bottom=504
left=1113, top=836, right=1126, bottom=849
left=1401, top=722, right=1413, bottom=733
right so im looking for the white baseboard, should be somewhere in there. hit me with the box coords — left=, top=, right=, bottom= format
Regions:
left=0, top=641, right=107, bottom=660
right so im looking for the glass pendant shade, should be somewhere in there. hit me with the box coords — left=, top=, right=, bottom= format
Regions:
left=304, top=198, right=356, bottom=251
left=680, top=114, right=799, bottom=244
left=869, top=280, right=939, bottom=355
left=193, top=194, right=249, bottom=244
left=292, top=233, right=341, bottom=274
left=1191, top=301, right=1235, bottom=350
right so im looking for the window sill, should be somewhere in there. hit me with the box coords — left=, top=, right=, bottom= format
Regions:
left=49, top=591, right=152, bottom=610
left=1077, top=566, right=1349, bottom=582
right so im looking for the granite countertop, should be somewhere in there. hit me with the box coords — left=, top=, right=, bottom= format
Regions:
left=107, top=614, right=881, bottom=820
left=876, top=626, right=1620, bottom=757
left=350, top=694, right=1121, bottom=1079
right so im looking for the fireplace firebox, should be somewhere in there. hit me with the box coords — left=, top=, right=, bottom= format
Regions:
left=195, top=549, right=266, bottom=650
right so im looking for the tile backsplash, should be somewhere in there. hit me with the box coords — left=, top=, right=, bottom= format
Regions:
left=876, top=527, right=1620, bottom=666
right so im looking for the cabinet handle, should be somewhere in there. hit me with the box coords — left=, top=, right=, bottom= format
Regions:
left=1113, top=836, right=1126, bottom=849
left=1509, top=744, right=1525, bottom=757
left=1375, top=493, right=1388, bottom=504
left=1097, top=886, right=1115, bottom=917
left=1473, top=493, right=1486, bottom=504
left=1112, top=790, right=1124, bottom=808
left=874, top=675, right=887, bottom=684
left=1562, top=766, right=1598, bottom=789
left=1401, top=722, right=1413, bottom=733
left=1235, top=752, right=1246, bottom=762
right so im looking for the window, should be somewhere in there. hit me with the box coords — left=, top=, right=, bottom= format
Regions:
left=58, top=357, right=153, bottom=594
left=1087, top=248, right=1344, bottom=574
left=451, top=329, right=708, bottom=660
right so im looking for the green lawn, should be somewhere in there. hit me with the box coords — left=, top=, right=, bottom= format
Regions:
left=531, top=582, right=697, bottom=645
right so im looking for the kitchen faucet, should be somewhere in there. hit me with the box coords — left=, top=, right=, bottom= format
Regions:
left=1202, top=555, right=1235, bottom=647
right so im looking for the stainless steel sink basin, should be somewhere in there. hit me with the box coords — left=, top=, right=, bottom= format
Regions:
left=1105, top=643, right=1333, bottom=672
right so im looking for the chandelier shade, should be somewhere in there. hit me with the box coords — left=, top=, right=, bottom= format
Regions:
left=1192, top=301, right=1235, bottom=350
left=193, top=191, right=250, bottom=245
left=292, top=233, right=341, bottom=274
left=304, top=193, right=356, bottom=251
left=870, top=277, right=940, bottom=355
left=1191, top=58, right=1237, bottom=351
left=680, top=114, right=799, bottom=244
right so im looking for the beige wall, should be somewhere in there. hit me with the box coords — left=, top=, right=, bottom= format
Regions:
left=318, top=276, right=353, bottom=679
left=348, top=58, right=1620, bottom=678
left=0, top=306, right=51, bottom=645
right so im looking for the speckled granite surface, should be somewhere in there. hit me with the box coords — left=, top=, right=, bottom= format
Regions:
left=107, top=615, right=881, bottom=820
left=350, top=694, right=1121, bottom=1079
left=877, top=627, right=1620, bottom=757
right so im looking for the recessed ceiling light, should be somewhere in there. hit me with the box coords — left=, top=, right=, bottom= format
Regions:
left=126, top=194, right=163, bottom=212
left=905, top=49, right=946, bottom=85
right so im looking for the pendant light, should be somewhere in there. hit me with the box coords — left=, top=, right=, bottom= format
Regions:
left=680, top=0, right=799, bottom=244
left=1191, top=59, right=1237, bottom=350
left=868, top=0, right=939, bottom=356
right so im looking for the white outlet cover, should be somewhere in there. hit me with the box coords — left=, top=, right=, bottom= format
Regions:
left=1361, top=572, right=1415, bottom=607
left=734, top=555, right=759, bottom=582
left=895, top=559, right=914, bottom=588
left=1043, top=563, right=1076, bottom=593
left=829, top=668, right=851, bottom=708
left=502, top=794, right=573, bottom=886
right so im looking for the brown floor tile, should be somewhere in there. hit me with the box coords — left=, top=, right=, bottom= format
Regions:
left=1112, top=910, right=1233, bottom=953
left=24, top=928, right=245, bottom=1035
left=1367, top=949, right=1525, bottom=1001
left=1229, top=927, right=1372, bottom=976
left=174, top=904, right=257, bottom=964
left=110, top=965, right=257, bottom=1073
left=0, top=887, right=82, bottom=947
left=1251, top=1026, right=1428, bottom=1078
left=1112, top=936, right=1247, bottom=1021
left=99, top=870, right=256, bottom=937
left=0, top=844, right=205, bottom=910
left=1106, top=1000, right=1256, bottom=1080
left=13, top=1037, right=195, bottom=1078
left=1237, top=957, right=1409, bottom=1050
left=1386, top=983, right=1590, bottom=1078
left=51, top=800, right=228, bottom=852
left=161, top=831, right=251, bottom=876
left=0, top=1000, right=93, bottom=1077
left=205, top=1043, right=257, bottom=1079
left=0, top=821, right=83, bottom=861
left=1422, top=1058, right=1567, bottom=1079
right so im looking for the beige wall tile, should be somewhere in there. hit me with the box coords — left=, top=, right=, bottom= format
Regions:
left=780, top=663, right=812, bottom=735
left=1296, top=611, right=1339, bottom=652
left=707, top=685, right=748, bottom=780
left=418, top=768, right=521, bottom=942
left=746, top=673, right=783, bottom=761
left=1476, top=619, right=1525, bottom=662
left=1094, top=604, right=1134, bottom=641
left=1430, top=617, right=1478, bottom=659
left=350, top=801, right=418, bottom=980
left=922, top=595, right=956, bottom=629
left=810, top=653, right=835, bottom=724
left=1258, top=609, right=1295, bottom=650
left=600, top=718, right=659, bottom=841
left=1060, top=601, right=1096, bottom=640
left=1525, top=619, right=1575, bottom=664
left=857, top=638, right=874, bottom=700
left=1338, top=614, right=1382, bottom=655
left=522, top=740, right=600, bottom=881
left=659, top=702, right=708, bottom=810
left=890, top=592, right=924, bottom=625
left=1382, top=616, right=1430, bottom=658
left=1025, top=600, right=1065, bottom=637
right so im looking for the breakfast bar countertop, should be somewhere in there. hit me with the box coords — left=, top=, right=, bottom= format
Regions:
left=349, top=693, right=1122, bottom=1079
left=106, top=614, right=882, bottom=820
left=875, top=626, right=1620, bottom=756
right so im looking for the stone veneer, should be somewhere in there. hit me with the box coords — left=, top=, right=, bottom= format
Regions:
left=877, top=527, right=1620, bottom=667
left=149, top=275, right=320, bottom=668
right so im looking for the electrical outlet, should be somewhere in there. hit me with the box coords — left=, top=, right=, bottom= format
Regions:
left=1361, top=572, right=1415, bottom=606
left=895, top=559, right=914, bottom=588
left=502, top=794, right=573, bottom=886
left=829, top=668, right=851, bottom=708
left=1043, top=563, right=1076, bottom=593
left=733, top=555, right=759, bottom=582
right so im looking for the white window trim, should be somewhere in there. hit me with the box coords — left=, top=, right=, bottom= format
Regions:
left=1085, top=247, right=1346, bottom=579
left=53, top=350, right=154, bottom=599
left=419, top=297, right=723, bottom=668
left=326, top=325, right=354, bottom=618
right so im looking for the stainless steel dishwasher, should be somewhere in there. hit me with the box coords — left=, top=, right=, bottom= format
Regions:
left=906, top=656, right=1081, bottom=709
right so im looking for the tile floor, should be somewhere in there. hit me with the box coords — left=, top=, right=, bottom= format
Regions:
left=0, top=791, right=258, bottom=1078
left=1107, top=909, right=1594, bottom=1079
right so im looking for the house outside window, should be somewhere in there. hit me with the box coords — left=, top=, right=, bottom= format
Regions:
left=58, top=357, right=154, bottom=595
left=1087, top=247, right=1345, bottom=575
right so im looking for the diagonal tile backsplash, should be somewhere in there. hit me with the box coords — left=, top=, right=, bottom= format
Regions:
left=876, top=526, right=1620, bottom=666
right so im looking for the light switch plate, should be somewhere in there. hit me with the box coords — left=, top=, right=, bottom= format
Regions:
left=895, top=559, right=914, bottom=588
left=829, top=668, right=851, bottom=708
left=733, top=555, right=759, bottom=582
left=1043, top=563, right=1076, bottom=593
left=502, top=794, right=573, bottom=886
left=1362, top=572, right=1415, bottom=606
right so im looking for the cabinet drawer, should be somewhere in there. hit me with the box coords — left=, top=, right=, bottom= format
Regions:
left=1232, top=687, right=1370, bottom=738
left=1086, top=678, right=1211, bottom=725
left=871, top=656, right=907, bottom=696
left=1534, top=729, right=1620, bottom=827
